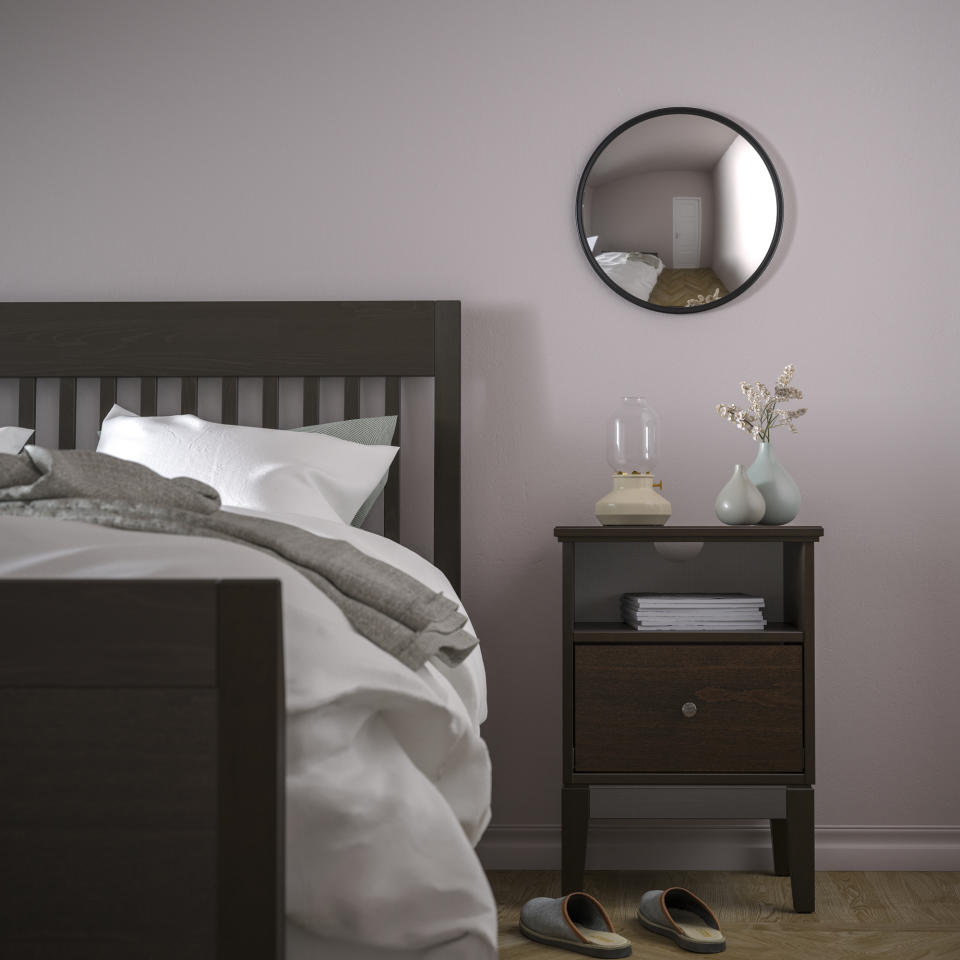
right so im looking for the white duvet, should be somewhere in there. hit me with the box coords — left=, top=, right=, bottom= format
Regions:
left=0, top=509, right=497, bottom=960
left=595, top=251, right=664, bottom=301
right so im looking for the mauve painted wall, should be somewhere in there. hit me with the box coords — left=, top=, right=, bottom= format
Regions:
left=2, top=1, right=959, bottom=862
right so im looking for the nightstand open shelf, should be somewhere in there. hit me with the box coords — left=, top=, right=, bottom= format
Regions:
left=555, top=524, right=823, bottom=913
left=574, top=621, right=802, bottom=642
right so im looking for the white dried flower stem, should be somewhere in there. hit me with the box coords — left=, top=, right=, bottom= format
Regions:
left=716, top=364, right=807, bottom=442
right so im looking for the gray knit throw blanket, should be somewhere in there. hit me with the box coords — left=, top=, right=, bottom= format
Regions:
left=0, top=447, right=476, bottom=670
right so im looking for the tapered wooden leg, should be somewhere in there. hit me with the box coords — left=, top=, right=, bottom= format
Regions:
left=770, top=818, right=790, bottom=876
left=561, top=786, right=589, bottom=894
left=786, top=786, right=815, bottom=913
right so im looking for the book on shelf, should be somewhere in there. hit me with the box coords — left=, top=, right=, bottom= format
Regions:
left=621, top=592, right=765, bottom=606
left=620, top=592, right=766, bottom=631
left=623, top=623, right=766, bottom=631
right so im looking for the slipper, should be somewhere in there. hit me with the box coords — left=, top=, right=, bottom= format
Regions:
left=636, top=887, right=726, bottom=953
left=519, top=891, right=632, bottom=957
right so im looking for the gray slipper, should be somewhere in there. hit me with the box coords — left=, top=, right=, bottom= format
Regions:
left=519, top=891, right=632, bottom=957
left=636, top=887, right=725, bottom=953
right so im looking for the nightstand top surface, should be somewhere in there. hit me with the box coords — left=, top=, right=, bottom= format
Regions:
left=554, top=524, right=823, bottom=542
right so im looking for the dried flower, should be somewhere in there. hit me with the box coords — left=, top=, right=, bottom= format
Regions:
left=716, top=364, right=807, bottom=442
left=685, top=287, right=721, bottom=308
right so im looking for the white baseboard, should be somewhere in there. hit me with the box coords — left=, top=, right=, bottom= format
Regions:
left=477, top=822, right=960, bottom=872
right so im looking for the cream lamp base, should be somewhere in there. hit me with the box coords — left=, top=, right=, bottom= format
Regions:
left=595, top=473, right=672, bottom=526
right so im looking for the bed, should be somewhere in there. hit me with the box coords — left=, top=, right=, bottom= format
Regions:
left=594, top=251, right=664, bottom=301
left=0, top=301, right=496, bottom=960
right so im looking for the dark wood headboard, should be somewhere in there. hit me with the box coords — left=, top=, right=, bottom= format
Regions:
left=0, top=300, right=461, bottom=591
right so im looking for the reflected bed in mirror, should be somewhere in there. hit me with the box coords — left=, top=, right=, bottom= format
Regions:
left=577, top=107, right=783, bottom=313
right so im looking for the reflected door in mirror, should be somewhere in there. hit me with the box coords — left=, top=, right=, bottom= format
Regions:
left=672, top=197, right=701, bottom=268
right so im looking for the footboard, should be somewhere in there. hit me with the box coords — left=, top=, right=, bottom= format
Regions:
left=0, top=579, right=285, bottom=960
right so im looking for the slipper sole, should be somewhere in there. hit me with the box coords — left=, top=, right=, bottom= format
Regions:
left=519, top=919, right=632, bottom=958
left=635, top=911, right=726, bottom=954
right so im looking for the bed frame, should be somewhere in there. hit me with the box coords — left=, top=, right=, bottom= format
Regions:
left=0, top=301, right=461, bottom=959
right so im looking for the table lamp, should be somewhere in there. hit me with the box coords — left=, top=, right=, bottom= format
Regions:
left=595, top=396, right=672, bottom=525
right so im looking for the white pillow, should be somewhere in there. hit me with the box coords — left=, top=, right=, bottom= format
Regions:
left=0, top=426, right=34, bottom=454
left=96, top=406, right=397, bottom=525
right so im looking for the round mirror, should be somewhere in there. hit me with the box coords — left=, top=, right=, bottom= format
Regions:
left=577, top=107, right=783, bottom=313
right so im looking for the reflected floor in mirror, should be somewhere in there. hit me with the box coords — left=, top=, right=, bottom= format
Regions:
left=490, top=870, right=960, bottom=959
left=648, top=268, right=729, bottom=308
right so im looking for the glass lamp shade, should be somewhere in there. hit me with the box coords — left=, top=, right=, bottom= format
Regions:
left=606, top=396, right=659, bottom=473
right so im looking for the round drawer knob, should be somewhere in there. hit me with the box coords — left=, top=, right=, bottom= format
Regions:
left=681, top=701, right=698, bottom=718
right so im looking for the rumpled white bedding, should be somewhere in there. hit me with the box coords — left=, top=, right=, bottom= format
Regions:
left=595, top=251, right=664, bottom=301
left=0, top=509, right=497, bottom=960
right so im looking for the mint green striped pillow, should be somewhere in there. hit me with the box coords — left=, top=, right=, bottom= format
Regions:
left=292, top=416, right=397, bottom=526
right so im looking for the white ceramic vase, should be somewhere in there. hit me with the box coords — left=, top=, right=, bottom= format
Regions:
left=746, top=441, right=801, bottom=525
left=714, top=464, right=765, bottom=525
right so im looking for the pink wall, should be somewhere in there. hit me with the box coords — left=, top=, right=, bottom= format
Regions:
left=2, top=0, right=959, bottom=868
left=591, top=170, right=715, bottom=268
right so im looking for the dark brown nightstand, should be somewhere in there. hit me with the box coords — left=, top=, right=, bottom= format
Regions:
left=555, top=524, right=823, bottom=913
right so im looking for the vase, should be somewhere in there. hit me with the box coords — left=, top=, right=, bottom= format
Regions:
left=714, top=464, right=765, bottom=525
left=746, top=441, right=801, bottom=525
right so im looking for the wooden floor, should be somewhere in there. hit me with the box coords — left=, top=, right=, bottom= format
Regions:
left=648, top=268, right=729, bottom=307
left=489, top=870, right=960, bottom=959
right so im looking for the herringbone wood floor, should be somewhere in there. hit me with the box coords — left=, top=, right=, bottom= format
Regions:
left=649, top=268, right=729, bottom=307
left=489, top=870, right=960, bottom=959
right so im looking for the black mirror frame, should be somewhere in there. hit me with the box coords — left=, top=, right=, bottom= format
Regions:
left=576, top=106, right=784, bottom=314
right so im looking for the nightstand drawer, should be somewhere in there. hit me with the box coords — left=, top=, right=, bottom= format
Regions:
left=574, top=644, right=803, bottom=773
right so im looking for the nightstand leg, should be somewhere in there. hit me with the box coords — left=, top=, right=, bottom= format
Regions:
left=786, top=786, right=815, bottom=913
left=770, top=817, right=790, bottom=875
left=561, top=786, right=589, bottom=894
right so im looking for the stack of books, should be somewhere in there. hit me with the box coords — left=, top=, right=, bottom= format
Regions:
left=620, top=593, right=766, bottom=631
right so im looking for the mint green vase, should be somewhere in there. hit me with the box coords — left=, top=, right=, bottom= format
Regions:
left=746, top=441, right=801, bottom=525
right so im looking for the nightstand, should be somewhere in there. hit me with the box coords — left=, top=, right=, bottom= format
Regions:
left=555, top=524, right=824, bottom=913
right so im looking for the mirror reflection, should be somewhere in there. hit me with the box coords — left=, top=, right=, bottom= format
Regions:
left=577, top=108, right=783, bottom=312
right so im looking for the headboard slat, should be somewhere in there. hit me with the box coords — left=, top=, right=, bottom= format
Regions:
left=181, top=376, right=199, bottom=416
left=99, top=377, right=117, bottom=423
left=384, top=377, right=401, bottom=542
left=344, top=377, right=359, bottom=421
left=140, top=377, right=158, bottom=417
left=18, top=378, right=36, bottom=432
left=303, top=377, right=319, bottom=426
left=262, top=377, right=279, bottom=429
left=58, top=378, right=77, bottom=449
left=222, top=378, right=239, bottom=426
